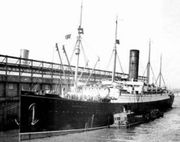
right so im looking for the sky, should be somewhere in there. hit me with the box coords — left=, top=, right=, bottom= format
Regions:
left=0, top=0, right=180, bottom=89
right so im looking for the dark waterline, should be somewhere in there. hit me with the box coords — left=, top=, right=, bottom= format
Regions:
left=24, top=95, right=180, bottom=142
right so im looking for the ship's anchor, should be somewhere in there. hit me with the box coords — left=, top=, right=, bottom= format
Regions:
left=28, top=103, right=39, bottom=126
left=14, top=119, right=20, bottom=126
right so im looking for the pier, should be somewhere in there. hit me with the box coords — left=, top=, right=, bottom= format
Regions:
left=0, top=54, right=146, bottom=130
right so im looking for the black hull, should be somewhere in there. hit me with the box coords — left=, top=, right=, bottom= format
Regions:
left=20, top=94, right=174, bottom=133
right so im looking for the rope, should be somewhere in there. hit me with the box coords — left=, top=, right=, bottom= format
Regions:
left=106, top=50, right=114, bottom=70
left=70, top=39, right=78, bottom=64
left=150, top=65, right=156, bottom=84
left=117, top=54, right=124, bottom=73
left=80, top=41, right=88, bottom=66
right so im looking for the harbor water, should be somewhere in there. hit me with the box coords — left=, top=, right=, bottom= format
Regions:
left=23, top=94, right=180, bottom=142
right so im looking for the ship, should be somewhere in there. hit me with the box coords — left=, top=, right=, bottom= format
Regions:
left=20, top=4, right=174, bottom=139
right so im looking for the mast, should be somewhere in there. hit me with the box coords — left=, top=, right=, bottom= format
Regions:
left=147, top=39, right=151, bottom=84
left=159, top=55, right=162, bottom=87
left=74, top=3, right=84, bottom=91
left=112, top=18, right=119, bottom=82
left=155, top=54, right=166, bottom=87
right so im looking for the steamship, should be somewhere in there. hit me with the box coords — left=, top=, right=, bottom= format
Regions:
left=20, top=5, right=174, bottom=135
left=20, top=48, right=174, bottom=133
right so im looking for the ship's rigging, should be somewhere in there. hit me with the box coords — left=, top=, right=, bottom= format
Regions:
left=106, top=18, right=124, bottom=79
left=143, top=40, right=166, bottom=88
left=155, top=55, right=166, bottom=87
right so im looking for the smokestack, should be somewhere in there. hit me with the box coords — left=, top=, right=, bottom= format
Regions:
left=129, top=49, right=139, bottom=81
left=20, top=49, right=29, bottom=65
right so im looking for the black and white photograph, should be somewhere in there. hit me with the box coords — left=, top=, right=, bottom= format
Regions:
left=0, top=0, right=180, bottom=142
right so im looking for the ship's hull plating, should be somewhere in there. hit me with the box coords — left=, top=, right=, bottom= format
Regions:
left=20, top=94, right=174, bottom=133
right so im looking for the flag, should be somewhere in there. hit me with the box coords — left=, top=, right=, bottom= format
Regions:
left=116, top=39, right=120, bottom=44
left=65, top=34, right=71, bottom=39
